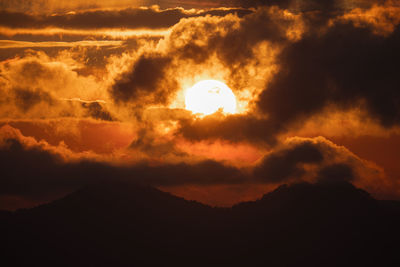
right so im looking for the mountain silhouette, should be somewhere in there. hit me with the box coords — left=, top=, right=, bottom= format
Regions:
left=2, top=181, right=400, bottom=267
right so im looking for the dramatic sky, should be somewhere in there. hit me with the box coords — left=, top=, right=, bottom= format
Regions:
left=1, top=0, right=400, bottom=210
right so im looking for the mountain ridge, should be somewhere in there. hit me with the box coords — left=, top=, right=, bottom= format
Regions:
left=2, top=180, right=400, bottom=267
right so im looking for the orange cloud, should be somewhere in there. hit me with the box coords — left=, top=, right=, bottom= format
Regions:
left=1, top=119, right=135, bottom=154
left=334, top=2, right=400, bottom=36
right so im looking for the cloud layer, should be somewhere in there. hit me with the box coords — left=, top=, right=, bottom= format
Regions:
left=0, top=125, right=387, bottom=209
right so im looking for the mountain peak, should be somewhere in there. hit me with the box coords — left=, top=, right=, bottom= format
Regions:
left=263, top=181, right=372, bottom=202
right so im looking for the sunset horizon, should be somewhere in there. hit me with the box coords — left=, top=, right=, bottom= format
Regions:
left=1, top=1, right=400, bottom=265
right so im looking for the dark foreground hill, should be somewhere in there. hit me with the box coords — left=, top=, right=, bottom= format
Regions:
left=2, top=181, right=400, bottom=267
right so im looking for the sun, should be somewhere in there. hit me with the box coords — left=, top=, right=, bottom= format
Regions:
left=185, top=80, right=237, bottom=115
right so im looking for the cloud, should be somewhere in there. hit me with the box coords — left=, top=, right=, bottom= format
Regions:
left=164, top=3, right=400, bottom=146
left=252, top=136, right=384, bottom=187
left=13, top=87, right=54, bottom=112
left=165, top=6, right=302, bottom=65
left=0, top=0, right=235, bottom=13
left=107, top=6, right=300, bottom=117
left=232, top=0, right=382, bottom=10
left=0, top=40, right=124, bottom=49
left=0, top=6, right=298, bottom=129
left=0, top=50, right=121, bottom=120
left=0, top=0, right=145, bottom=13
left=257, top=16, right=400, bottom=131
left=317, top=163, right=355, bottom=183
left=177, top=114, right=276, bottom=144
left=0, top=7, right=251, bottom=30
left=335, top=1, right=400, bottom=36
left=253, top=140, right=324, bottom=182
left=0, top=118, right=135, bottom=154
left=82, top=102, right=115, bottom=121
left=0, top=125, right=245, bottom=201
left=0, top=125, right=388, bottom=210
left=111, top=54, right=175, bottom=105
left=107, top=6, right=297, bottom=107
left=1, top=3, right=398, bottom=148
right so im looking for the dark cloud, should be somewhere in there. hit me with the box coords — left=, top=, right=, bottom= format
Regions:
left=251, top=137, right=379, bottom=185
left=233, top=0, right=382, bottom=10
left=111, top=54, right=175, bottom=105
left=253, top=141, right=324, bottom=182
left=0, top=7, right=251, bottom=30
left=5, top=86, right=115, bottom=122
left=0, top=126, right=372, bottom=200
left=0, top=133, right=245, bottom=201
left=129, top=126, right=187, bottom=158
left=177, top=114, right=276, bottom=144
left=18, top=60, right=55, bottom=81
left=0, top=138, right=70, bottom=197
left=209, top=6, right=294, bottom=66
left=317, top=163, right=355, bottom=183
left=231, top=0, right=292, bottom=9
left=142, top=107, right=193, bottom=121
left=82, top=102, right=114, bottom=121
left=171, top=6, right=297, bottom=68
left=258, top=21, right=400, bottom=130
left=0, top=0, right=229, bottom=13
left=0, top=124, right=385, bottom=210
left=13, top=87, right=54, bottom=111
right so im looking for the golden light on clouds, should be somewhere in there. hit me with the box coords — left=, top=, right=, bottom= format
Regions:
left=0, top=27, right=171, bottom=39
left=184, top=80, right=237, bottom=115
left=1, top=0, right=400, bottom=211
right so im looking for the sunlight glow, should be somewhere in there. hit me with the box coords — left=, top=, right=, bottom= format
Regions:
left=185, top=80, right=237, bottom=115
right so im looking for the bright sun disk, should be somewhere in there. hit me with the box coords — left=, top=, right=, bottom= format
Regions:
left=185, top=80, right=237, bottom=115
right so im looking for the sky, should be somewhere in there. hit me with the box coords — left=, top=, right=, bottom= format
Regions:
left=0, top=0, right=400, bottom=210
